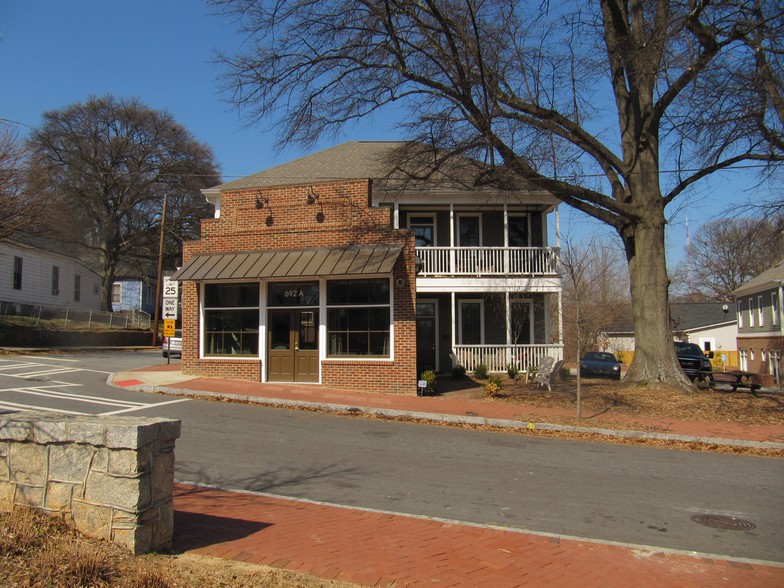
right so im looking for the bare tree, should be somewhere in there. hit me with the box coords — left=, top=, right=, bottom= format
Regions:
left=26, top=95, right=220, bottom=311
left=0, top=122, right=51, bottom=240
left=211, top=0, right=783, bottom=388
left=672, top=216, right=783, bottom=300
left=560, top=238, right=630, bottom=361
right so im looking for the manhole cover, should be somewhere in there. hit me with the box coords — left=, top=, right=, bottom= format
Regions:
left=690, top=514, right=756, bottom=531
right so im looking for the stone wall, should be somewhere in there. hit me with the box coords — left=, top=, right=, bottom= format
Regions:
left=0, top=412, right=181, bottom=555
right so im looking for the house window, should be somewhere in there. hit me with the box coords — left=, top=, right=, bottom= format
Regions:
left=12, top=257, right=22, bottom=290
left=327, top=279, right=391, bottom=357
left=699, top=338, right=715, bottom=353
left=409, top=215, right=436, bottom=247
left=758, top=295, right=764, bottom=326
left=508, top=215, right=530, bottom=247
left=457, top=214, right=481, bottom=246
left=203, top=283, right=260, bottom=356
left=74, top=274, right=81, bottom=302
left=748, top=297, right=755, bottom=327
left=737, top=300, right=744, bottom=328
left=739, top=349, right=748, bottom=371
left=510, top=299, right=533, bottom=344
left=51, top=266, right=59, bottom=296
left=459, top=300, right=484, bottom=344
left=112, top=283, right=123, bottom=305
left=773, top=293, right=780, bottom=326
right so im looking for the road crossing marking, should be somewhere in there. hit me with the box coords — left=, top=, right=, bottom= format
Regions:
left=0, top=358, right=190, bottom=416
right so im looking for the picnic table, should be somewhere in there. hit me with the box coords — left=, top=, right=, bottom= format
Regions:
left=711, top=370, right=762, bottom=392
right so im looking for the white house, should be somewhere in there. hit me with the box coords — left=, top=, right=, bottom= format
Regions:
left=0, top=236, right=102, bottom=313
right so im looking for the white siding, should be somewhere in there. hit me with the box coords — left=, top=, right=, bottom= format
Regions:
left=0, top=242, right=102, bottom=311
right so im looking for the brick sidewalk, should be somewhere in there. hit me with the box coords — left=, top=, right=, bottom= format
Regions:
left=173, top=483, right=784, bottom=587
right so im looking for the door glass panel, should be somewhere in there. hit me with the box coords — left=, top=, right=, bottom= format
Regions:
left=508, top=216, right=529, bottom=246
left=269, top=311, right=291, bottom=350
left=460, top=302, right=481, bottom=344
left=459, top=216, right=480, bottom=246
left=298, top=310, right=318, bottom=350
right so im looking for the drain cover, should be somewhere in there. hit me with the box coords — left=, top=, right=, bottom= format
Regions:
left=690, top=514, right=756, bottom=531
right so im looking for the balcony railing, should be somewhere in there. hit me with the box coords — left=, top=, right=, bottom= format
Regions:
left=417, top=247, right=558, bottom=276
left=453, top=344, right=564, bottom=373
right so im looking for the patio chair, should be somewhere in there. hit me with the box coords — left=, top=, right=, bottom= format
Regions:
left=534, top=358, right=566, bottom=392
left=532, top=356, right=555, bottom=389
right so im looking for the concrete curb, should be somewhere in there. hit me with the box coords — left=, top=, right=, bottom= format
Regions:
left=126, top=381, right=784, bottom=451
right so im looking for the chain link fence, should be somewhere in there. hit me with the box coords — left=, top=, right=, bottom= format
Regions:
left=0, top=301, right=151, bottom=330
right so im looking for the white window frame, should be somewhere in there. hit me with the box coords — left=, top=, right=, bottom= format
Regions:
left=773, top=292, right=780, bottom=326
left=748, top=297, right=755, bottom=327
left=737, top=300, right=744, bottom=328
left=739, top=349, right=748, bottom=371
left=698, top=338, right=715, bottom=353
left=111, top=283, right=122, bottom=305
left=408, top=214, right=437, bottom=247
left=758, top=295, right=764, bottom=326
left=458, top=299, right=485, bottom=344
left=507, top=214, right=531, bottom=247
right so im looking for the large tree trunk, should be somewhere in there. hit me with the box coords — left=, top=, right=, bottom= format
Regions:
left=621, top=212, right=692, bottom=388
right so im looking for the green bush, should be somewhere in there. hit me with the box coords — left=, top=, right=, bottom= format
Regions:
left=473, top=363, right=489, bottom=380
left=452, top=364, right=467, bottom=378
left=506, top=363, right=519, bottom=381
left=559, top=367, right=571, bottom=381
left=420, top=370, right=437, bottom=395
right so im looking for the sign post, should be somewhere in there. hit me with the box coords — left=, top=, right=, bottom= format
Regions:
left=162, top=276, right=179, bottom=364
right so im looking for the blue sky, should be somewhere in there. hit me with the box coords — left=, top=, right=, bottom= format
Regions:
left=0, top=1, right=774, bottom=267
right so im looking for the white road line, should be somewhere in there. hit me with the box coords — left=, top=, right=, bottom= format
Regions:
left=3, top=387, right=146, bottom=408
left=19, top=356, right=79, bottom=362
left=0, top=399, right=86, bottom=415
left=100, top=397, right=191, bottom=416
left=13, top=368, right=81, bottom=378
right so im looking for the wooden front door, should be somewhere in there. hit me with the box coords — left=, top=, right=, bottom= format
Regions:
left=268, top=309, right=320, bottom=383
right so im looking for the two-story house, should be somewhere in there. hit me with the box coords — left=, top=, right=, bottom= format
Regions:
left=172, top=142, right=562, bottom=394
left=732, top=259, right=783, bottom=383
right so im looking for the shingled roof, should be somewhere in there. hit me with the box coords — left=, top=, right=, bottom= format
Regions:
left=732, top=259, right=784, bottom=297
left=603, top=302, right=735, bottom=334
left=209, top=141, right=554, bottom=199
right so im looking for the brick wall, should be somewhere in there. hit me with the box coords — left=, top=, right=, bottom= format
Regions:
left=737, top=335, right=783, bottom=386
left=181, top=180, right=418, bottom=394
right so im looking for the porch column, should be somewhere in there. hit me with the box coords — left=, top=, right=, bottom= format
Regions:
left=451, top=291, right=456, bottom=369
left=503, top=203, right=509, bottom=274
left=449, top=204, right=455, bottom=275
left=393, top=202, right=399, bottom=229
left=558, top=290, right=564, bottom=361
left=505, top=291, right=512, bottom=366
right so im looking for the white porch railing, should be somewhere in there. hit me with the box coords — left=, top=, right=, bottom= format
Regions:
left=453, top=344, right=564, bottom=373
left=417, top=247, right=558, bottom=276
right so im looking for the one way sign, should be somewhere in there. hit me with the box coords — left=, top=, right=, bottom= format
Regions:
left=163, top=298, right=178, bottom=319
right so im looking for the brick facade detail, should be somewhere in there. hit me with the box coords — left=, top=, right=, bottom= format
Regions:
left=180, top=180, right=418, bottom=394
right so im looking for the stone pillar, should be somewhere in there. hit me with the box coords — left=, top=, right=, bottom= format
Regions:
left=0, top=412, right=181, bottom=555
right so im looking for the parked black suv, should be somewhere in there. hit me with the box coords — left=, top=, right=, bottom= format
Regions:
left=674, top=342, right=713, bottom=384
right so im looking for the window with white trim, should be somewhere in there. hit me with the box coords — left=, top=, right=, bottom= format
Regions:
left=203, top=283, right=260, bottom=356
left=12, top=257, right=22, bottom=290
left=758, top=295, right=764, bottom=326
left=773, top=292, right=780, bottom=326
left=74, top=274, right=81, bottom=302
left=111, top=283, right=123, bottom=305
left=749, top=297, right=755, bottom=327
left=737, top=300, right=744, bottom=328
left=51, top=266, right=59, bottom=296
left=327, top=279, right=391, bottom=357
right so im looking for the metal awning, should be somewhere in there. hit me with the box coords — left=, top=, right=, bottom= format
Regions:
left=171, top=244, right=404, bottom=282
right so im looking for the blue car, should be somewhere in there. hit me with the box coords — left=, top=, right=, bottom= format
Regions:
left=579, top=352, right=622, bottom=380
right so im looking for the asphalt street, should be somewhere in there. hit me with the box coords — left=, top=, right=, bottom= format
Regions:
left=1, top=351, right=782, bottom=563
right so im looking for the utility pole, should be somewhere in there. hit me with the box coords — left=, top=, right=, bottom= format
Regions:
left=151, top=193, right=168, bottom=346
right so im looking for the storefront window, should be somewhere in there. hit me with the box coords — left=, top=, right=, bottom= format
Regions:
left=327, top=279, right=390, bottom=357
left=203, top=283, right=260, bottom=356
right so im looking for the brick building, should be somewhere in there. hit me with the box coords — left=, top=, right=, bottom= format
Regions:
left=733, top=259, right=784, bottom=385
left=173, top=142, right=561, bottom=394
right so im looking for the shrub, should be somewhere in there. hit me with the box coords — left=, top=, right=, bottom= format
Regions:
left=420, top=370, right=437, bottom=395
left=473, top=363, right=489, bottom=380
left=452, top=364, right=467, bottom=378
left=559, top=367, right=571, bottom=381
left=506, top=363, right=519, bottom=381
left=485, top=375, right=504, bottom=396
